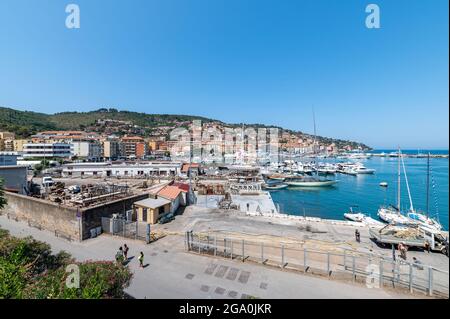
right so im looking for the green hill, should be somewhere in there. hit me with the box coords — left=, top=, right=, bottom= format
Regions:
left=0, top=106, right=370, bottom=149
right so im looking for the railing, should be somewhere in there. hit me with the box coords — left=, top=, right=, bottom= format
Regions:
left=185, top=231, right=449, bottom=298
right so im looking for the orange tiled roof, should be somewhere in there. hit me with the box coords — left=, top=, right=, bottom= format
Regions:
left=157, top=186, right=182, bottom=200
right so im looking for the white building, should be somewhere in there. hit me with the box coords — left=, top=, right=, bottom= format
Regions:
left=71, top=140, right=103, bottom=160
left=23, top=143, right=72, bottom=158
left=61, top=161, right=183, bottom=178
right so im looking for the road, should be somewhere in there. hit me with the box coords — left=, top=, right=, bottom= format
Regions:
left=0, top=214, right=420, bottom=299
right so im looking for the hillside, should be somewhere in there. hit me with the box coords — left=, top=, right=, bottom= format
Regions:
left=0, top=106, right=370, bottom=149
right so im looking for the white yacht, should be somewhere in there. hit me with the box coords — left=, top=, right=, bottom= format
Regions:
left=353, top=163, right=376, bottom=174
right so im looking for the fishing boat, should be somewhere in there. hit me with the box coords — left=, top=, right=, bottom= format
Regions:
left=285, top=176, right=337, bottom=187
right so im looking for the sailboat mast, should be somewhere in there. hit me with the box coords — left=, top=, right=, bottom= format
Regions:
left=397, top=147, right=401, bottom=211
left=313, top=106, right=317, bottom=155
left=426, top=152, right=430, bottom=217
left=401, top=152, right=414, bottom=212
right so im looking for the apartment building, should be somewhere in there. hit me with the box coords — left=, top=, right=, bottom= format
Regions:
left=23, top=142, right=72, bottom=158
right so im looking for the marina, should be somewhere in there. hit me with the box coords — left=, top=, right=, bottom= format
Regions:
left=269, top=153, right=449, bottom=231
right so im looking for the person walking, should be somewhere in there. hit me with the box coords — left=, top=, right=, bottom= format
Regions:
left=355, top=229, right=360, bottom=243
left=400, top=242, right=408, bottom=260
left=116, top=246, right=124, bottom=264
left=425, top=239, right=431, bottom=253
left=138, top=251, right=144, bottom=268
left=123, top=244, right=129, bottom=260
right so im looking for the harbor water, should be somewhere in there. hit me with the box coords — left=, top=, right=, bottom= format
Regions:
left=270, top=150, right=449, bottom=230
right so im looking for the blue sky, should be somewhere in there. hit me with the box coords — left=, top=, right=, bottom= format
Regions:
left=0, top=0, right=448, bottom=149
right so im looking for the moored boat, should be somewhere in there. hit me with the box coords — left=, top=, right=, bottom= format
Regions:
left=285, top=176, right=337, bottom=187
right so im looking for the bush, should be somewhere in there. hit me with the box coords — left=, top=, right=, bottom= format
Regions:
left=0, top=228, right=132, bottom=299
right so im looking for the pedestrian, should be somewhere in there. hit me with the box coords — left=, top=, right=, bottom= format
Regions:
left=116, top=246, right=124, bottom=264
left=400, top=242, right=407, bottom=260
left=138, top=251, right=144, bottom=268
left=246, top=203, right=250, bottom=212
left=424, top=240, right=431, bottom=253
left=398, top=243, right=403, bottom=259
left=355, top=229, right=360, bottom=243
left=123, top=243, right=129, bottom=260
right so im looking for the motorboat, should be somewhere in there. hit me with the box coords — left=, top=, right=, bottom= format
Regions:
left=344, top=206, right=366, bottom=222
left=296, top=162, right=315, bottom=174
left=344, top=206, right=385, bottom=226
left=262, top=183, right=288, bottom=190
left=317, top=163, right=337, bottom=175
left=353, top=163, right=376, bottom=174
left=379, top=182, right=388, bottom=187
left=285, top=176, right=337, bottom=187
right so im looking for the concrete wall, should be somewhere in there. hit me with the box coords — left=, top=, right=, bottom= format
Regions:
left=81, top=193, right=149, bottom=240
left=2, top=192, right=80, bottom=240
left=1, top=191, right=149, bottom=241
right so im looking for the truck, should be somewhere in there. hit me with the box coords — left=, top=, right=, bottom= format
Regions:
left=42, top=176, right=55, bottom=188
left=369, top=224, right=449, bottom=256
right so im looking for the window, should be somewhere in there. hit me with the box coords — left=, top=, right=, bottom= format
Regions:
left=142, top=208, right=147, bottom=222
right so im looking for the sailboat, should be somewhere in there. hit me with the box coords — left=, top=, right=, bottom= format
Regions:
left=377, top=148, right=417, bottom=225
left=405, top=153, right=443, bottom=231
left=287, top=108, right=338, bottom=188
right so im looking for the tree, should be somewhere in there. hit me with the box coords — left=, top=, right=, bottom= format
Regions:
left=0, top=178, right=7, bottom=210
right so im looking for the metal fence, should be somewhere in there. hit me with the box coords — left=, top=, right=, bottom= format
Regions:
left=185, top=231, right=449, bottom=298
left=101, top=217, right=148, bottom=241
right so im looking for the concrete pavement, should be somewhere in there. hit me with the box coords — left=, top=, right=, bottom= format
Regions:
left=1, top=214, right=421, bottom=299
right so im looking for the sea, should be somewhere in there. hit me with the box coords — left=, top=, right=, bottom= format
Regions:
left=270, top=150, right=449, bottom=230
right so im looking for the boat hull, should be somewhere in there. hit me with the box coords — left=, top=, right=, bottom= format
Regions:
left=286, top=180, right=337, bottom=187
